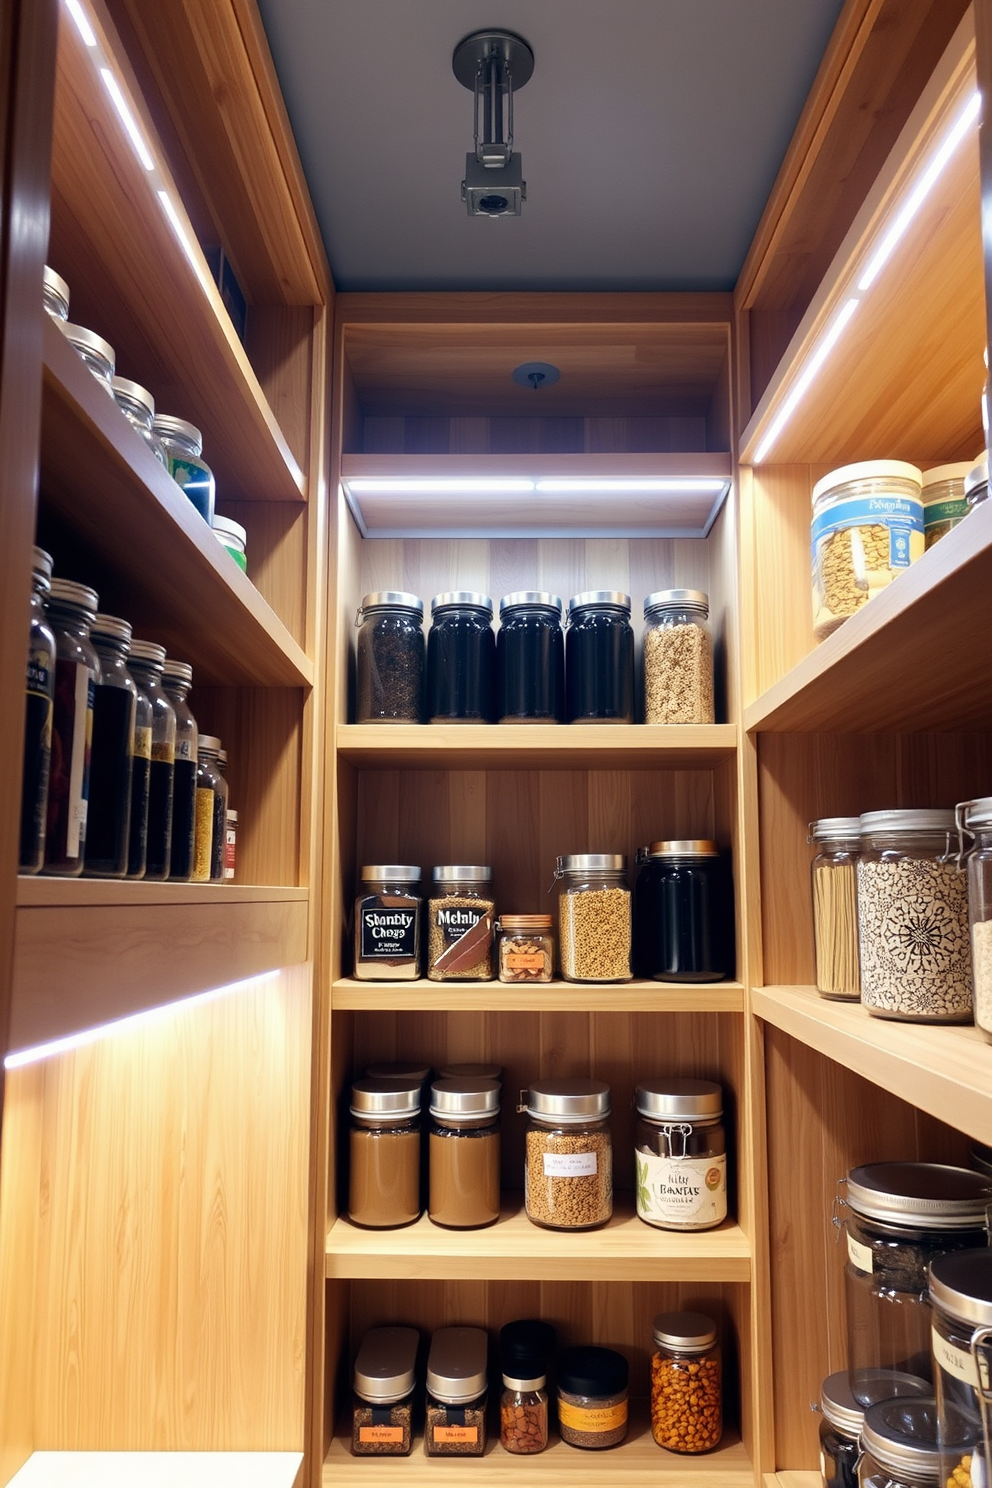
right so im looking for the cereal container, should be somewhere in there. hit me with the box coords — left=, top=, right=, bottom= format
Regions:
left=642, top=589, right=715, bottom=724
left=556, top=853, right=632, bottom=982
left=521, top=1078, right=612, bottom=1230
left=650, top=1311, right=722, bottom=1453
left=350, top=1326, right=418, bottom=1457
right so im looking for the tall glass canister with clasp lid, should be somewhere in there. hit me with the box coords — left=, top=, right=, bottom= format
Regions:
left=20, top=548, right=56, bottom=873
left=810, top=817, right=862, bottom=1000
left=634, top=1079, right=727, bottom=1231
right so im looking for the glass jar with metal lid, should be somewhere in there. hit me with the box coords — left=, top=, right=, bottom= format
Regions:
left=929, top=1250, right=992, bottom=1488
left=355, top=591, right=424, bottom=724
left=20, top=547, right=56, bottom=874
left=496, top=591, right=564, bottom=724
left=521, top=1078, right=612, bottom=1230
left=153, top=416, right=215, bottom=524
left=838, top=1162, right=992, bottom=1406
left=44, top=578, right=100, bottom=876
left=61, top=322, right=115, bottom=394
left=348, top=1076, right=422, bottom=1228
left=350, top=1325, right=418, bottom=1457
left=817, top=1371, right=931, bottom=1488
left=439, top=1062, right=502, bottom=1081
left=427, top=866, right=495, bottom=980
left=857, top=809, right=971, bottom=1022
left=921, top=463, right=971, bottom=548
left=633, top=839, right=732, bottom=981
left=557, top=1345, right=628, bottom=1449
left=957, top=798, right=992, bottom=1042
left=43, top=266, right=69, bottom=321
left=858, top=1396, right=975, bottom=1488
left=810, top=817, right=862, bottom=1000
left=354, top=865, right=422, bottom=980
left=965, top=457, right=988, bottom=511
left=428, top=1077, right=500, bottom=1228
left=127, top=643, right=176, bottom=882
left=499, top=1319, right=555, bottom=1456
left=498, top=914, right=554, bottom=982
left=634, top=1079, right=727, bottom=1231
left=211, top=516, right=248, bottom=572
left=162, top=659, right=198, bottom=882
left=111, top=377, right=167, bottom=467
left=426, top=592, right=495, bottom=723
left=85, top=615, right=137, bottom=878
left=643, top=589, right=715, bottom=724
left=565, top=591, right=634, bottom=723
left=650, top=1311, right=722, bottom=1453
left=425, top=1326, right=488, bottom=1456
left=556, top=853, right=632, bottom=982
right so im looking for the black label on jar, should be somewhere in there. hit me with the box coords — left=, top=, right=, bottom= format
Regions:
left=360, top=905, right=418, bottom=960
left=437, top=906, right=484, bottom=942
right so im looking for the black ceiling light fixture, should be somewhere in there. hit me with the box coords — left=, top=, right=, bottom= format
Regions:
left=453, top=29, right=534, bottom=217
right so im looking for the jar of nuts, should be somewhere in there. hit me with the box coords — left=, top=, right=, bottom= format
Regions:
left=498, top=914, right=554, bottom=982
left=499, top=1365, right=549, bottom=1455
left=521, top=1078, right=612, bottom=1230
left=650, top=1311, right=722, bottom=1454
left=643, top=590, right=715, bottom=724
left=556, top=853, right=632, bottom=982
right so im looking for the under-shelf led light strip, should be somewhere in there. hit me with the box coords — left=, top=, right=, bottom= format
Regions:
left=346, top=477, right=728, bottom=496
left=752, top=87, right=981, bottom=464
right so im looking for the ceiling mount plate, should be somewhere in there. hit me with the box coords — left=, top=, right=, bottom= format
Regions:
left=452, top=30, right=535, bottom=91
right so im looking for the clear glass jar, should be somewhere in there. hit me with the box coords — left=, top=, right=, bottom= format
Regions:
left=818, top=1372, right=931, bottom=1488
left=350, top=1325, right=418, bottom=1457
left=500, top=1370, right=549, bottom=1454
left=428, top=1077, right=500, bottom=1228
left=224, top=809, right=237, bottom=881
left=811, top=462, right=924, bottom=642
left=498, top=913, right=554, bottom=982
left=348, top=1078, right=422, bottom=1228
left=354, top=865, right=422, bottom=980
left=633, top=839, right=732, bottom=981
left=521, top=1078, right=612, bottom=1230
left=111, top=377, right=168, bottom=467
left=194, top=735, right=228, bottom=883
left=557, top=1345, right=628, bottom=1449
left=211, top=516, right=247, bottom=572
left=128, top=643, right=176, bottom=882
left=556, top=853, right=632, bottom=982
left=426, top=592, right=495, bottom=723
left=44, top=578, right=100, bottom=875
left=62, top=322, right=115, bottom=394
left=857, top=810, right=971, bottom=1022
left=929, top=1250, right=992, bottom=1488
left=425, top=1327, right=488, bottom=1456
left=858, top=1396, right=971, bottom=1488
left=355, top=591, right=424, bottom=723
left=85, top=615, right=137, bottom=878
left=20, top=547, right=55, bottom=873
left=921, top=463, right=971, bottom=549
left=565, top=590, right=634, bottom=723
left=839, top=1162, right=992, bottom=1405
left=496, top=591, right=564, bottom=724
left=43, top=265, right=69, bottom=321
left=162, top=659, right=198, bottom=882
left=643, top=589, right=715, bottom=724
left=650, top=1311, right=722, bottom=1453
left=427, top=866, right=495, bottom=980
left=635, top=1079, right=727, bottom=1231
left=810, top=817, right=862, bottom=1000
left=125, top=658, right=153, bottom=882
left=965, top=458, right=988, bottom=511
left=958, top=799, right=992, bottom=1042
left=153, top=415, right=216, bottom=525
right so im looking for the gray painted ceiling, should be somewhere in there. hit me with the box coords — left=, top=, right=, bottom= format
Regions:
left=256, top=0, right=846, bottom=293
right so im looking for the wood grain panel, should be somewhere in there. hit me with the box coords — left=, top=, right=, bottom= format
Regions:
left=361, top=414, right=710, bottom=453
left=0, top=1065, right=45, bottom=1483
left=245, top=308, right=314, bottom=474
left=5, top=1453, right=304, bottom=1488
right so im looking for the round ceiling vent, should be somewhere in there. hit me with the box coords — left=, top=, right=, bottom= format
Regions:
left=512, top=361, right=560, bottom=390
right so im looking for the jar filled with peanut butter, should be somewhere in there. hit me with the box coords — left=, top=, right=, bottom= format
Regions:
left=428, top=1077, right=501, bottom=1228
left=348, top=1077, right=422, bottom=1228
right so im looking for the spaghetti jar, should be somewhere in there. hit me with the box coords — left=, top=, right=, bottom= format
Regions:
left=425, top=1327, right=488, bottom=1457
left=44, top=578, right=100, bottom=875
left=650, top=1311, right=722, bottom=1453
left=20, top=547, right=55, bottom=873
left=634, top=1079, right=727, bottom=1231
left=350, top=1325, right=418, bottom=1457
left=522, top=1078, right=612, bottom=1230
left=810, top=462, right=923, bottom=642
left=348, top=1077, right=422, bottom=1228
left=810, top=817, right=862, bottom=1000
left=427, top=866, right=495, bottom=980
left=556, top=853, right=632, bottom=982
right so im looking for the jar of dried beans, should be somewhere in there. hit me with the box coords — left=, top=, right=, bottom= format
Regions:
left=811, top=462, right=923, bottom=643
left=857, top=809, right=971, bottom=1022
left=498, top=914, right=554, bottom=982
left=427, top=866, right=495, bottom=980
left=350, top=1325, right=418, bottom=1457
left=556, top=853, right=632, bottom=982
left=957, top=798, right=992, bottom=1042
left=643, top=590, right=715, bottom=724
left=499, top=1364, right=549, bottom=1455
left=556, top=1346, right=628, bottom=1450
left=355, top=591, right=424, bottom=724
left=650, top=1311, right=722, bottom=1453
left=521, top=1078, right=612, bottom=1230
left=810, top=817, right=862, bottom=1000
left=424, top=1326, right=488, bottom=1457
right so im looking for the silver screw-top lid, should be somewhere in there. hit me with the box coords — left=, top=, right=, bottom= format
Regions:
left=861, top=1397, right=973, bottom=1478
left=62, top=322, right=115, bottom=371
left=350, top=1076, right=422, bottom=1120
left=353, top=1326, right=419, bottom=1405
left=819, top=1371, right=930, bottom=1438
left=965, top=458, right=989, bottom=498
left=198, top=735, right=221, bottom=756
left=129, top=641, right=167, bottom=667
left=111, top=376, right=155, bottom=417
left=218, top=749, right=227, bottom=767
left=429, top=1076, right=500, bottom=1123
left=426, top=1326, right=488, bottom=1405
left=365, top=1062, right=432, bottom=1084
left=646, top=839, right=719, bottom=858
left=636, top=1078, right=723, bottom=1120
left=929, top=1250, right=992, bottom=1329
left=524, top=1078, right=610, bottom=1122
left=432, top=865, right=492, bottom=882
left=47, top=578, right=99, bottom=616
left=845, top=1163, right=992, bottom=1230
left=359, top=590, right=424, bottom=616
left=961, top=799, right=992, bottom=831
left=162, top=658, right=193, bottom=686
left=439, top=1063, right=503, bottom=1082
left=568, top=590, right=631, bottom=613
left=644, top=588, right=709, bottom=616
left=859, top=809, right=956, bottom=835
left=811, top=817, right=862, bottom=841
left=360, top=865, right=422, bottom=883
left=43, top=265, right=70, bottom=313
left=430, top=591, right=493, bottom=615
left=153, top=415, right=203, bottom=452
left=499, top=591, right=563, bottom=616
left=90, top=613, right=132, bottom=646
left=652, top=1310, right=717, bottom=1352
left=557, top=853, right=627, bottom=874
left=32, top=547, right=53, bottom=588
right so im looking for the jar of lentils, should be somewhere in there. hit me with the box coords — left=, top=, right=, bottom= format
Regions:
left=522, top=1078, right=612, bottom=1230
left=556, top=853, right=632, bottom=982
left=958, top=798, right=992, bottom=1042
left=556, top=1345, right=628, bottom=1450
left=355, top=591, right=424, bottom=724
left=857, top=809, right=971, bottom=1022
left=650, top=1311, right=722, bottom=1454
left=643, top=589, right=715, bottom=724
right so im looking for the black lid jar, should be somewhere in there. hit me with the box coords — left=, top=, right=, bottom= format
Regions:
left=557, top=1345, right=628, bottom=1449
left=496, top=591, right=564, bottom=724
left=355, top=591, right=424, bottom=724
left=426, top=592, right=495, bottom=723
left=565, top=591, right=634, bottom=724
left=633, top=838, right=732, bottom=982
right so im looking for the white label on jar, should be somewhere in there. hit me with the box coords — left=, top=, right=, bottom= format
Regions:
left=543, top=1150, right=597, bottom=1177
left=932, top=1327, right=979, bottom=1387
left=635, top=1151, right=726, bottom=1226
left=846, top=1233, right=873, bottom=1274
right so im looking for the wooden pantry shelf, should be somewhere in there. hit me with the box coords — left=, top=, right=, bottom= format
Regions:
left=337, top=722, right=738, bottom=769
left=11, top=881, right=308, bottom=1054
left=766, top=1476, right=820, bottom=1488
left=744, top=498, right=992, bottom=732
left=40, top=316, right=313, bottom=688
left=332, top=977, right=744, bottom=1013
left=326, top=1199, right=750, bottom=1282
left=753, top=985, right=992, bottom=1145
left=6, top=1453, right=303, bottom=1488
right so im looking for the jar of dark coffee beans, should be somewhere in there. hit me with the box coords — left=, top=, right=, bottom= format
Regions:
left=355, top=591, right=424, bottom=723
left=427, top=593, right=496, bottom=723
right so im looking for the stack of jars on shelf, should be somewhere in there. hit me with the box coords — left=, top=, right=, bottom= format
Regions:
left=818, top=1161, right=992, bottom=1488
left=354, top=586, right=716, bottom=725
left=20, top=547, right=236, bottom=881
left=349, top=1314, right=725, bottom=1458
left=353, top=849, right=734, bottom=984
left=346, top=1066, right=729, bottom=1236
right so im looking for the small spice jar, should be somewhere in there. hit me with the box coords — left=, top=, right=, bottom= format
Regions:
left=426, top=592, right=496, bottom=724
left=921, top=463, right=971, bottom=548
left=643, top=589, right=715, bottom=724
left=20, top=547, right=56, bottom=874
left=500, top=1362, right=549, bottom=1455
left=522, top=1078, right=612, bottom=1231
left=425, top=1326, right=488, bottom=1457
left=817, top=1372, right=931, bottom=1488
left=348, top=1077, right=422, bottom=1228
left=928, top=1251, right=992, bottom=1488
left=427, top=866, right=495, bottom=981
left=634, top=1079, right=727, bottom=1231
left=650, top=1311, right=722, bottom=1453
left=496, top=591, right=564, bottom=724
left=857, top=809, right=972, bottom=1023
left=193, top=735, right=227, bottom=883
left=351, top=1325, right=418, bottom=1457
left=965, top=457, right=988, bottom=511
left=810, top=817, right=862, bottom=1000
left=565, top=591, right=634, bottom=724
left=633, top=840, right=732, bottom=981
left=355, top=591, right=425, bottom=724
left=112, top=377, right=168, bottom=467
left=498, top=914, right=554, bottom=982
left=858, top=1396, right=974, bottom=1488
left=354, top=865, right=422, bottom=981
left=957, top=798, right=992, bottom=1042
left=428, top=1077, right=500, bottom=1229
left=153, top=416, right=216, bottom=525
left=557, top=1345, right=628, bottom=1450
left=211, top=515, right=248, bottom=572
left=556, top=853, right=632, bottom=982
left=127, top=641, right=176, bottom=883
left=44, top=578, right=100, bottom=876
left=43, top=265, right=69, bottom=321
left=85, top=614, right=137, bottom=879
left=161, top=659, right=198, bottom=882
left=61, top=322, right=115, bottom=394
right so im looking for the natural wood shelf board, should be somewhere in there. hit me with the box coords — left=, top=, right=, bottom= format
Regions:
left=753, top=985, right=992, bottom=1144
left=41, top=318, right=313, bottom=689
left=744, top=499, right=992, bottom=732
left=7, top=1453, right=303, bottom=1488
left=336, top=722, right=738, bottom=769
left=331, top=978, right=744, bottom=1013
left=766, top=1475, right=820, bottom=1488
left=325, top=1199, right=750, bottom=1282
left=16, top=877, right=308, bottom=907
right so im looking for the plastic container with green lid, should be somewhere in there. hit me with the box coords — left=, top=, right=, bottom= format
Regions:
left=212, top=515, right=247, bottom=572
left=921, top=463, right=971, bottom=548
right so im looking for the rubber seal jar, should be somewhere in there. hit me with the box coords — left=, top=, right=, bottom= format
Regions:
left=521, top=1078, right=612, bottom=1230
left=650, top=1311, right=722, bottom=1453
left=634, top=1078, right=727, bottom=1231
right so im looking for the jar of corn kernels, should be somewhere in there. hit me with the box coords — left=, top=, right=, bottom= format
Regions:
left=650, top=1311, right=722, bottom=1454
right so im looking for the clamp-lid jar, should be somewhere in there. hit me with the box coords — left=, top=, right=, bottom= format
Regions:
left=634, top=1079, right=727, bottom=1231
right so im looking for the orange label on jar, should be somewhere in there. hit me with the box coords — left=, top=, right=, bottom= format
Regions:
left=433, top=1425, right=479, bottom=1443
left=359, top=1426, right=404, bottom=1443
left=506, top=952, right=546, bottom=970
left=557, top=1400, right=627, bottom=1433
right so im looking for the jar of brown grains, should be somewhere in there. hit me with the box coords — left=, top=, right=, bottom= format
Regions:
left=650, top=1311, right=722, bottom=1453
left=498, top=914, right=554, bottom=982
left=427, top=866, right=495, bottom=980
left=555, top=853, right=632, bottom=982
left=347, top=1077, right=422, bottom=1228
left=643, top=589, right=715, bottom=724
left=521, top=1078, right=612, bottom=1230
left=350, top=1325, right=418, bottom=1457
left=424, top=1326, right=488, bottom=1457
left=557, top=1345, right=629, bottom=1450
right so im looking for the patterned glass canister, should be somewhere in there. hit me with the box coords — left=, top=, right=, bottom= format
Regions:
left=810, top=817, right=862, bottom=1000
left=634, top=1079, right=727, bottom=1231
left=958, top=798, right=992, bottom=1042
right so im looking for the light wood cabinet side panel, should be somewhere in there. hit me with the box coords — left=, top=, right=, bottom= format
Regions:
left=747, top=467, right=815, bottom=704
left=0, top=1065, right=45, bottom=1484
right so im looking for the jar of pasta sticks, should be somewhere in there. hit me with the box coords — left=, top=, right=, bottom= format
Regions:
left=810, top=817, right=862, bottom=1000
